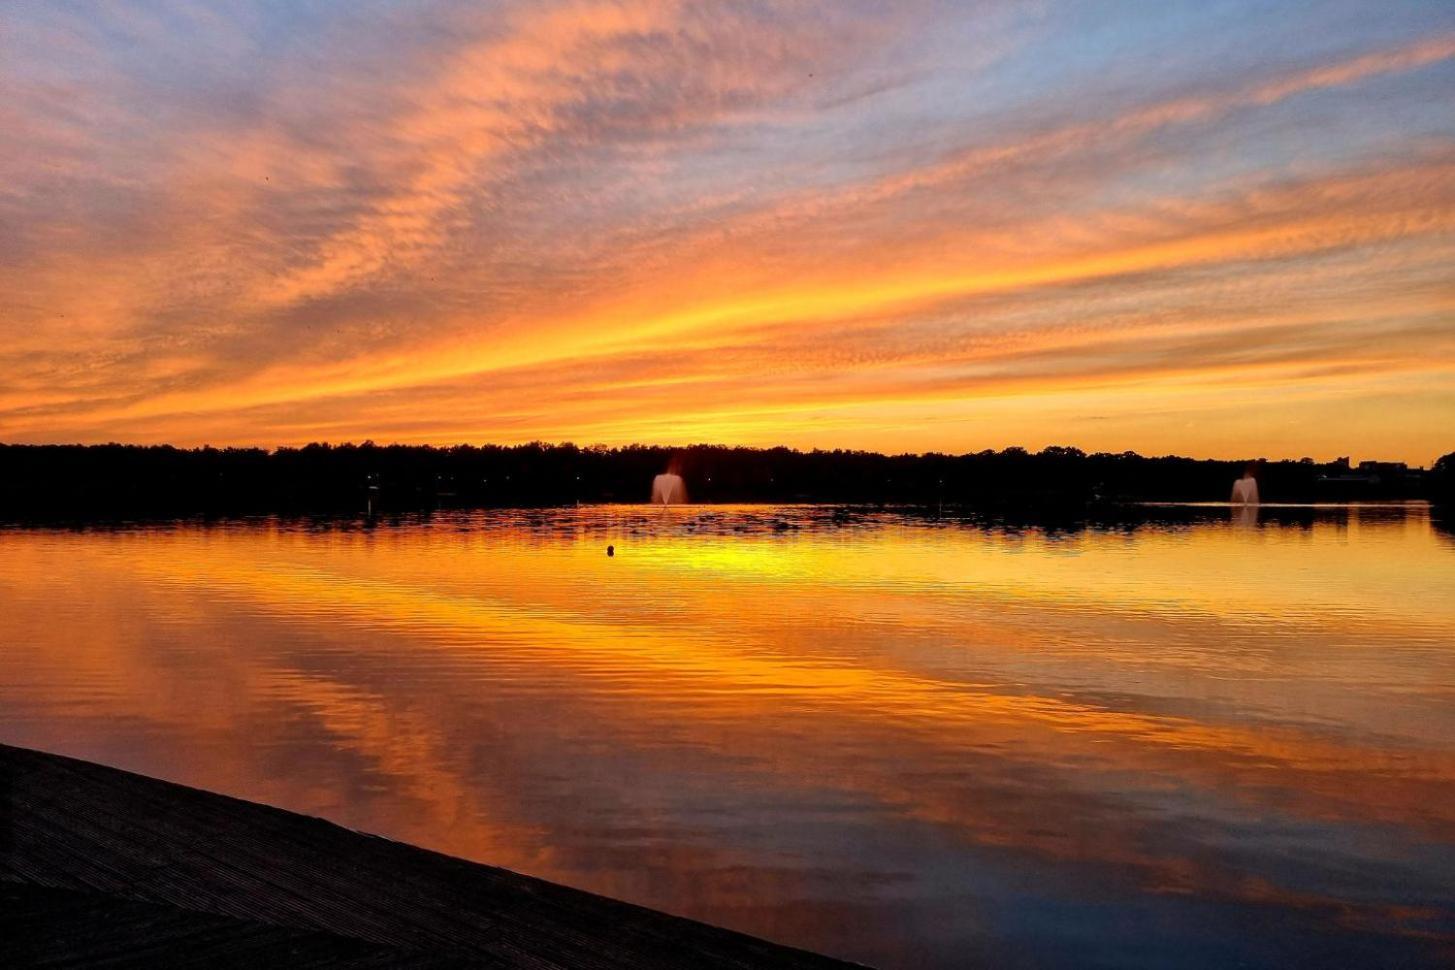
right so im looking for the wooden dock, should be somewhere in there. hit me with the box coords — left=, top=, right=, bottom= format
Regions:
left=0, top=743, right=863, bottom=968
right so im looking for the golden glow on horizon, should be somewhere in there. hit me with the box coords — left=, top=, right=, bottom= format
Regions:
left=2, top=3, right=1453, bottom=460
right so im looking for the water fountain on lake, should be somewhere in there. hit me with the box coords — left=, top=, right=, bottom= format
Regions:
left=651, top=472, right=687, bottom=505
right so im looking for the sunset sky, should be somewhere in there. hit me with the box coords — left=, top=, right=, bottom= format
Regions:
left=4, top=1, right=1453, bottom=462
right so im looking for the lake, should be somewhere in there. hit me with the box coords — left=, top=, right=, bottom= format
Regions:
left=2, top=503, right=1453, bottom=968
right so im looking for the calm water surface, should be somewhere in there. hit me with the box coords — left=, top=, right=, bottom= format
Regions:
left=3, top=504, right=1454, bottom=968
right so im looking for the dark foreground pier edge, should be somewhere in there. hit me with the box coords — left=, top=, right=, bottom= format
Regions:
left=0, top=743, right=862, bottom=968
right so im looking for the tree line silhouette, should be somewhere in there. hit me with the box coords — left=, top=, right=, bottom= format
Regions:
left=0, top=442, right=1446, bottom=519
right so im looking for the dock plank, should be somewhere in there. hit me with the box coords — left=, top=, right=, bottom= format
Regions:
left=1, top=744, right=863, bottom=969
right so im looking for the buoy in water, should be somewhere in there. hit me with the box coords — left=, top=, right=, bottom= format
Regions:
left=606, top=545, right=615, bottom=557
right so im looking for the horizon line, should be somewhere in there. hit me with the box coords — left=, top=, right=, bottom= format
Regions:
left=3, top=438, right=1446, bottom=470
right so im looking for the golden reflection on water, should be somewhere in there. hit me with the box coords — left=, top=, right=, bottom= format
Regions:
left=2, top=504, right=1453, bottom=968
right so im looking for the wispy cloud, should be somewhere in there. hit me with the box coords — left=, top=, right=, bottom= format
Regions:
left=2, top=1, right=1452, bottom=460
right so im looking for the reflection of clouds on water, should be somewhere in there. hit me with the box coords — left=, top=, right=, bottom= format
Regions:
left=2, top=507, right=1454, bottom=968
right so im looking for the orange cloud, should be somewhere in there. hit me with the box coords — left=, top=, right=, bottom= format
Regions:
left=1, top=4, right=1452, bottom=461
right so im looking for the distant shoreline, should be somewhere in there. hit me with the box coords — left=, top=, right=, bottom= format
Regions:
left=2, top=442, right=1448, bottom=518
